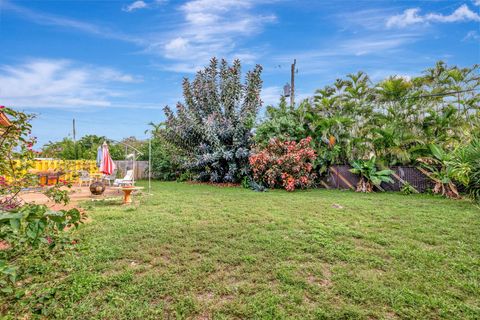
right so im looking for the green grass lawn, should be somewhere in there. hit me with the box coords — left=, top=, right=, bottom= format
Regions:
left=4, top=182, right=480, bottom=319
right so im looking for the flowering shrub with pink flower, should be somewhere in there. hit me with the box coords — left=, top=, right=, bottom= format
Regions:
left=249, top=137, right=317, bottom=191
left=0, top=106, right=83, bottom=298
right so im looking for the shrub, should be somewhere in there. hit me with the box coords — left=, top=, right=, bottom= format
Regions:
left=161, top=58, right=263, bottom=183
left=349, top=156, right=394, bottom=193
left=450, top=138, right=480, bottom=202
left=417, top=144, right=460, bottom=199
left=249, top=137, right=317, bottom=191
left=466, top=161, right=480, bottom=202
left=0, top=106, right=84, bottom=299
left=142, top=133, right=181, bottom=181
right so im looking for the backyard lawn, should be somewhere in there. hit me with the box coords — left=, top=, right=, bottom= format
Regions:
left=5, top=182, right=480, bottom=319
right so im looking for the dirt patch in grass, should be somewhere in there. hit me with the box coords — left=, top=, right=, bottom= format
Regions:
left=307, top=264, right=333, bottom=288
left=196, top=292, right=215, bottom=307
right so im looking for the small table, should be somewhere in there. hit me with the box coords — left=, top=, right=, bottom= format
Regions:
left=91, top=173, right=104, bottom=181
left=34, top=171, right=62, bottom=186
left=113, top=186, right=144, bottom=205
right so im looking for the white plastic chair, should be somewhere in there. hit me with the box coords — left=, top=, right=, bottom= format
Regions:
left=78, top=170, right=92, bottom=187
left=113, top=170, right=134, bottom=186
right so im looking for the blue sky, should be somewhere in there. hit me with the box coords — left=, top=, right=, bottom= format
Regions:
left=1, top=0, right=479, bottom=146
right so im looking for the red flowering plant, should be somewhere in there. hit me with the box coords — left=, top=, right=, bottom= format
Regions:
left=249, top=137, right=317, bottom=191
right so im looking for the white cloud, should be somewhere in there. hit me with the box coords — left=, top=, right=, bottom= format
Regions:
left=338, top=8, right=396, bottom=31
left=3, top=1, right=142, bottom=44
left=387, top=4, right=480, bottom=28
left=121, top=0, right=167, bottom=12
left=273, top=33, right=417, bottom=72
left=123, top=1, right=148, bottom=12
left=426, top=4, right=480, bottom=23
left=386, top=8, right=424, bottom=28
left=0, top=59, right=140, bottom=109
left=153, top=0, right=276, bottom=72
left=164, top=37, right=190, bottom=58
left=474, top=0, right=480, bottom=6
left=260, top=86, right=310, bottom=110
left=341, top=35, right=416, bottom=56
left=463, top=30, right=480, bottom=41
left=261, top=86, right=282, bottom=106
left=4, top=0, right=274, bottom=73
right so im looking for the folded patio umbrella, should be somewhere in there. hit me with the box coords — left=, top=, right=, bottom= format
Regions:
left=100, top=142, right=116, bottom=175
left=96, top=146, right=102, bottom=168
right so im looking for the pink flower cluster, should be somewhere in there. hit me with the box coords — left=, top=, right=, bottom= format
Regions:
left=249, top=137, right=317, bottom=191
left=0, top=176, right=8, bottom=187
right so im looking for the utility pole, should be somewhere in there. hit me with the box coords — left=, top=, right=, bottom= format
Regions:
left=72, top=118, right=78, bottom=160
left=290, top=59, right=296, bottom=107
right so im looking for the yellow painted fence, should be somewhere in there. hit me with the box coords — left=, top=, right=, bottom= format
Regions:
left=2, top=160, right=98, bottom=185
left=32, top=159, right=98, bottom=183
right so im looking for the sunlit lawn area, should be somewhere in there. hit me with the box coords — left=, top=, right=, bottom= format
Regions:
left=6, top=182, right=480, bottom=319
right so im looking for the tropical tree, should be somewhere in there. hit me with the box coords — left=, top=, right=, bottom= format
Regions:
left=41, top=135, right=128, bottom=160
left=255, top=60, right=479, bottom=192
left=450, top=138, right=480, bottom=202
left=255, top=96, right=307, bottom=145
left=143, top=123, right=183, bottom=181
left=417, top=144, right=460, bottom=198
left=161, top=58, right=263, bottom=183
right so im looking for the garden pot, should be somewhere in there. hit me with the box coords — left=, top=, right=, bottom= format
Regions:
left=89, top=181, right=106, bottom=195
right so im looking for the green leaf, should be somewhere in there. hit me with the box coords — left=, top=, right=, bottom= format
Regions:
left=9, top=218, right=20, bottom=232
left=371, top=177, right=381, bottom=186
left=429, top=144, right=445, bottom=161
left=377, top=169, right=394, bottom=176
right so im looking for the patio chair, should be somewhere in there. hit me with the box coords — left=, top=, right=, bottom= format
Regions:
left=113, top=170, right=134, bottom=186
left=103, top=170, right=117, bottom=186
left=78, top=170, right=92, bottom=187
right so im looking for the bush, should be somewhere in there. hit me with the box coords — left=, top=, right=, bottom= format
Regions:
left=161, top=58, right=263, bottom=183
left=142, top=135, right=181, bottom=181
left=349, top=156, right=394, bottom=193
left=0, top=106, right=84, bottom=299
left=255, top=62, right=479, bottom=172
left=249, top=137, right=317, bottom=191
left=451, top=138, right=480, bottom=202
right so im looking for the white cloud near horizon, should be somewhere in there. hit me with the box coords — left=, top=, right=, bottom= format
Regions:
left=261, top=86, right=282, bottom=106
left=0, top=59, right=141, bottom=109
left=387, top=4, right=480, bottom=28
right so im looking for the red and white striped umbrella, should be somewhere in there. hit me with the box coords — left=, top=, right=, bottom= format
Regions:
left=100, top=142, right=116, bottom=175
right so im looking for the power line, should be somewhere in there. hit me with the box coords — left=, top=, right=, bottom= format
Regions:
left=406, top=88, right=479, bottom=100
left=410, top=89, right=480, bottom=98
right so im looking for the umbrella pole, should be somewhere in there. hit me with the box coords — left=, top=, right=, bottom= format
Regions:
left=148, top=138, right=152, bottom=194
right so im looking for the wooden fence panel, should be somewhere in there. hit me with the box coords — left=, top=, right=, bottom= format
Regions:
left=113, top=161, right=148, bottom=179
